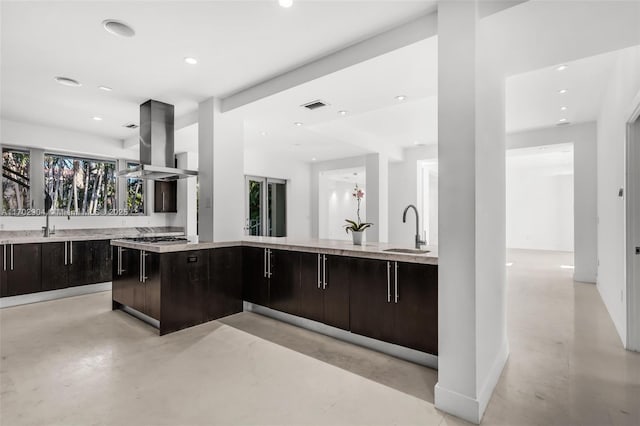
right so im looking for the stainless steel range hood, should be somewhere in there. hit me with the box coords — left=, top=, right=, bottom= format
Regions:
left=117, top=99, right=197, bottom=181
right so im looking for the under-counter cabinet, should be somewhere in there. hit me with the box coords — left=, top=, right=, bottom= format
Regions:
left=42, top=240, right=112, bottom=290
left=298, top=252, right=351, bottom=330
left=207, top=247, right=243, bottom=321
left=1, top=243, right=42, bottom=297
left=112, top=246, right=160, bottom=321
left=350, top=259, right=437, bottom=354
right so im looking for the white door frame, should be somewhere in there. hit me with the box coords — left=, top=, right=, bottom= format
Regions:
left=625, top=91, right=640, bottom=352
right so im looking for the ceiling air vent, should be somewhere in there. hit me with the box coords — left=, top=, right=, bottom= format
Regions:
left=123, top=122, right=139, bottom=129
left=301, top=100, right=329, bottom=110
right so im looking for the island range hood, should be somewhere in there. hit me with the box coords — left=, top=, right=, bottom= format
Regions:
left=117, top=99, right=197, bottom=181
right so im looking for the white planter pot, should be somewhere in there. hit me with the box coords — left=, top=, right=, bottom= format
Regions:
left=351, top=230, right=364, bottom=245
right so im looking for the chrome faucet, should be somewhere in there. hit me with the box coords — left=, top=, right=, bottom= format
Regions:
left=42, top=212, right=55, bottom=237
left=402, top=204, right=426, bottom=249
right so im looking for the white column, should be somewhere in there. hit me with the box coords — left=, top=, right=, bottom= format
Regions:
left=434, top=1, right=508, bottom=424
left=198, top=97, right=244, bottom=242
left=30, top=148, right=45, bottom=210
left=176, top=152, right=198, bottom=238
left=365, top=153, right=389, bottom=242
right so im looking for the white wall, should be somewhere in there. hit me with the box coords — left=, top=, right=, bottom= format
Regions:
left=319, top=179, right=366, bottom=241
left=388, top=145, right=438, bottom=245
left=596, top=45, right=640, bottom=348
left=506, top=149, right=574, bottom=251
left=507, top=122, right=597, bottom=282
left=244, top=149, right=311, bottom=239
left=0, top=119, right=178, bottom=231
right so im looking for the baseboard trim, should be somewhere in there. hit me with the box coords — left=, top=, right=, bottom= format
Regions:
left=244, top=302, right=438, bottom=369
left=119, top=304, right=160, bottom=330
left=0, top=282, right=112, bottom=308
left=435, top=340, right=509, bottom=424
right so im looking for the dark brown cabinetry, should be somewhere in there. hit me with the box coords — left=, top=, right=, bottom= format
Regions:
left=299, top=252, right=324, bottom=323
left=112, top=247, right=160, bottom=321
left=1, top=243, right=42, bottom=297
left=154, top=181, right=177, bottom=213
left=206, top=247, right=243, bottom=321
left=41, top=242, right=69, bottom=291
left=40, top=240, right=112, bottom=290
left=349, top=259, right=438, bottom=354
left=242, top=246, right=270, bottom=306
left=268, top=249, right=301, bottom=316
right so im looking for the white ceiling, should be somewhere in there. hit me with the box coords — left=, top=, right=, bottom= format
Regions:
left=0, top=0, right=437, bottom=140
left=2, top=0, right=638, bottom=165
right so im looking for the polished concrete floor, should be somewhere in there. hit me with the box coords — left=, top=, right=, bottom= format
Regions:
left=1, top=250, right=638, bottom=425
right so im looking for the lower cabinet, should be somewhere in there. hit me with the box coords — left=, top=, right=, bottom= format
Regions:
left=206, top=247, right=243, bottom=321
left=268, top=249, right=301, bottom=316
left=0, top=243, right=42, bottom=297
left=41, top=242, right=69, bottom=291
left=350, top=259, right=438, bottom=354
left=68, top=240, right=112, bottom=287
left=242, top=247, right=269, bottom=306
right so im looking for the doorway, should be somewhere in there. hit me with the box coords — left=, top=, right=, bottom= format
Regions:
left=626, top=112, right=640, bottom=351
left=318, top=168, right=366, bottom=241
left=245, top=176, right=287, bottom=237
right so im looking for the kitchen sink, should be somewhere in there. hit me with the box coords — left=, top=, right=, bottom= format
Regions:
left=382, top=248, right=430, bottom=254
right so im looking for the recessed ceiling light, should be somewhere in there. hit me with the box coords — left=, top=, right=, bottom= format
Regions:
left=184, top=57, right=198, bottom=65
left=311, top=157, right=316, bottom=162
left=293, top=143, right=301, bottom=146
left=556, top=64, right=568, bottom=71
left=99, top=86, right=113, bottom=91
left=54, top=76, right=81, bottom=87
left=260, top=131, right=268, bottom=136
left=294, top=122, right=303, bottom=126
left=338, top=110, right=348, bottom=116
left=279, top=0, right=293, bottom=8
left=102, top=19, right=135, bottom=38
left=558, top=89, right=568, bottom=94
left=395, top=95, right=407, bottom=101
left=560, top=106, right=568, bottom=111
left=558, top=118, right=568, bottom=123
left=93, top=116, right=103, bottom=121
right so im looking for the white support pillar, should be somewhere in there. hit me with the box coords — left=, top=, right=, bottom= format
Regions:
left=198, top=97, right=244, bottom=242
left=176, top=152, right=198, bottom=238
left=365, top=153, right=389, bottom=242
left=435, top=1, right=508, bottom=424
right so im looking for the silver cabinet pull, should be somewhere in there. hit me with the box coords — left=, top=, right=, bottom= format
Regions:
left=117, top=247, right=121, bottom=275
left=10, top=244, right=14, bottom=271
left=322, top=255, right=327, bottom=289
left=394, top=262, right=399, bottom=303
left=268, top=249, right=272, bottom=278
left=387, top=261, right=391, bottom=303
left=264, top=248, right=268, bottom=278
left=64, top=241, right=67, bottom=266
left=162, top=192, right=166, bottom=211
left=3, top=245, right=6, bottom=271
left=142, top=251, right=147, bottom=283
left=139, top=251, right=143, bottom=283
left=69, top=241, right=73, bottom=265
left=317, top=253, right=321, bottom=288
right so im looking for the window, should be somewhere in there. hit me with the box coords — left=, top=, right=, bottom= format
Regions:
left=2, top=148, right=30, bottom=213
left=244, top=176, right=286, bottom=237
left=126, top=162, right=144, bottom=214
left=44, top=154, right=117, bottom=215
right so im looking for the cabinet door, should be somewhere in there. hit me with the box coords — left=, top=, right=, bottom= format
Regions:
left=161, top=250, right=208, bottom=334
left=67, top=241, right=92, bottom=286
left=206, top=247, right=243, bottom=321
left=5, top=243, right=42, bottom=296
left=393, top=263, right=438, bottom=354
left=322, top=255, right=351, bottom=330
left=299, top=252, right=324, bottom=323
left=91, top=240, right=112, bottom=284
left=349, top=258, right=395, bottom=342
left=154, top=181, right=177, bottom=213
left=41, top=242, right=69, bottom=291
left=242, top=247, right=269, bottom=306
left=143, top=252, right=161, bottom=320
left=268, top=250, right=300, bottom=316
left=0, top=245, right=7, bottom=297
left=112, top=247, right=140, bottom=310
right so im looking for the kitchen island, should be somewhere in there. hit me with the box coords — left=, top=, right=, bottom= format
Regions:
left=110, top=237, right=439, bottom=365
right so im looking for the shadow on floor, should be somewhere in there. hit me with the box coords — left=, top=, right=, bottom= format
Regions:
left=218, top=311, right=438, bottom=402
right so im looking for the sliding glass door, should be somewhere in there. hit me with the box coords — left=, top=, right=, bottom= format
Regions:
left=245, top=176, right=286, bottom=237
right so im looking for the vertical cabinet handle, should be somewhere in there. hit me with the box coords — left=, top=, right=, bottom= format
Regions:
left=387, top=261, right=391, bottom=303
left=139, top=251, right=143, bottom=283
left=162, top=192, right=166, bottom=212
left=264, top=248, right=268, bottom=278
left=10, top=244, right=14, bottom=271
left=394, top=262, right=399, bottom=303
left=322, top=255, right=327, bottom=289
left=117, top=247, right=121, bottom=275
left=317, top=253, right=321, bottom=288
left=69, top=241, right=73, bottom=265
left=142, top=251, right=147, bottom=283
left=268, top=249, right=272, bottom=278
left=64, top=241, right=68, bottom=266
left=3, top=244, right=6, bottom=271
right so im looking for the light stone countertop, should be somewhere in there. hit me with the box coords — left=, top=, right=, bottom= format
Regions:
left=0, top=227, right=184, bottom=245
left=111, top=236, right=438, bottom=265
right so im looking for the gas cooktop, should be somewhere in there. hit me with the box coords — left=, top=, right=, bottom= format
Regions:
left=124, top=236, right=188, bottom=243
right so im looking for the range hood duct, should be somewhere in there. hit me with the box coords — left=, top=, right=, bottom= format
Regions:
left=117, top=99, right=197, bottom=181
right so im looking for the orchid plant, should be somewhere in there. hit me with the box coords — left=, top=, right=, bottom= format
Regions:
left=344, top=184, right=373, bottom=233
